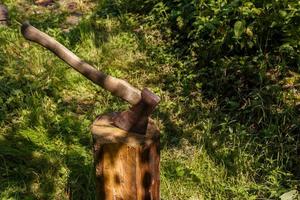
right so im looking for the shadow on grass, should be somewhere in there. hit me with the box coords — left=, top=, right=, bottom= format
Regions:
left=0, top=30, right=96, bottom=199
left=0, top=132, right=60, bottom=199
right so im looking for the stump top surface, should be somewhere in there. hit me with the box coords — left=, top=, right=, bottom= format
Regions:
left=91, top=113, right=159, bottom=146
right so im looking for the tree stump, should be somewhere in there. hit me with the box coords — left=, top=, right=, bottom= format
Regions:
left=91, top=113, right=160, bottom=200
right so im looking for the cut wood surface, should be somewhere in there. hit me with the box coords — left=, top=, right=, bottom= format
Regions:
left=92, top=113, right=160, bottom=200
left=92, top=113, right=159, bottom=146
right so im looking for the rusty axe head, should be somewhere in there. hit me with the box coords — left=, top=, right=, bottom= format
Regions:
left=113, top=88, right=160, bottom=134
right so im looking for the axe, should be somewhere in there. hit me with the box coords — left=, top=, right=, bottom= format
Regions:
left=21, top=22, right=160, bottom=134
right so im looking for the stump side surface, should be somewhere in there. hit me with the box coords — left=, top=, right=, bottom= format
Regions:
left=92, top=113, right=160, bottom=200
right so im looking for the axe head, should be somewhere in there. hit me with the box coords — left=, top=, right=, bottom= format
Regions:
left=113, top=88, right=160, bottom=134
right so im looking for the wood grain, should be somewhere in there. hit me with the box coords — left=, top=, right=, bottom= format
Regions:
left=92, top=114, right=160, bottom=200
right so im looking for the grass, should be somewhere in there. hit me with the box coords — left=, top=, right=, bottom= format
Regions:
left=0, top=0, right=300, bottom=199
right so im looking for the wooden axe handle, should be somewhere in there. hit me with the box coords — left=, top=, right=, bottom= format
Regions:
left=21, top=22, right=141, bottom=105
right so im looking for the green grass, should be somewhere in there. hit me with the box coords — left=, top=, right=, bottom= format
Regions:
left=0, top=0, right=300, bottom=199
